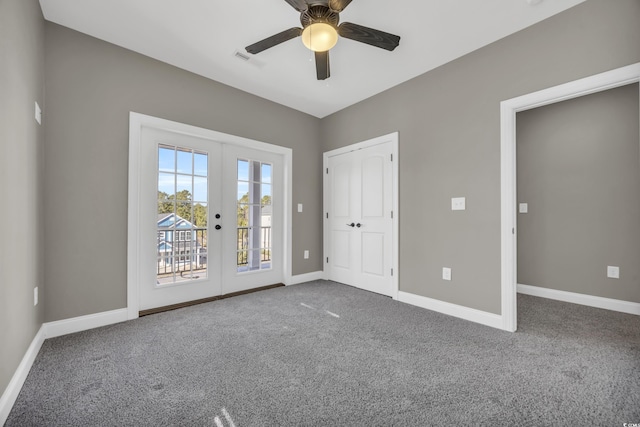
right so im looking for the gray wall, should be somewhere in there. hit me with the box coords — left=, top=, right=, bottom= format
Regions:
left=43, top=23, right=323, bottom=322
left=517, top=83, right=639, bottom=302
left=320, top=0, right=640, bottom=314
left=0, top=0, right=45, bottom=398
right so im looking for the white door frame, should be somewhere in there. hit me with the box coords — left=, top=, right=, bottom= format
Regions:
left=127, top=112, right=293, bottom=320
left=500, top=63, right=640, bottom=332
left=322, top=132, right=399, bottom=299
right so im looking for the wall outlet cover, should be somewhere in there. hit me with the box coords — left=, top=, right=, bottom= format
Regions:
left=297, top=203, right=303, bottom=213
left=451, top=197, right=466, bottom=211
left=607, top=266, right=620, bottom=279
left=519, top=203, right=528, bottom=213
left=304, top=250, right=309, bottom=259
left=442, top=267, right=452, bottom=281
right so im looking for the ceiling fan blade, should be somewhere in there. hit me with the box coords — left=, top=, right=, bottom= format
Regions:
left=328, top=0, right=353, bottom=12
left=338, top=22, right=400, bottom=51
left=283, top=0, right=308, bottom=12
left=315, top=51, right=330, bottom=80
left=245, top=28, right=303, bottom=54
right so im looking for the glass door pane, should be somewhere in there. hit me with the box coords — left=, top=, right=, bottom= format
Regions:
left=157, top=144, right=208, bottom=285
left=236, top=158, right=272, bottom=273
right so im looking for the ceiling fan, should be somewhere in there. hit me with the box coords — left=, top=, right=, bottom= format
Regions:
left=245, top=0, right=401, bottom=80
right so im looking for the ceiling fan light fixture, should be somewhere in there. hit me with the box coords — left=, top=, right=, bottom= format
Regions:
left=245, top=0, right=400, bottom=80
left=301, top=23, right=338, bottom=52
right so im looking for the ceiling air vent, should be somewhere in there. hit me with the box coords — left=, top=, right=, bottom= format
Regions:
left=234, top=50, right=251, bottom=61
left=233, top=50, right=265, bottom=68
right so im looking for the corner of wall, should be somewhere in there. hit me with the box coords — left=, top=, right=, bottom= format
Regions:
left=0, top=0, right=47, bottom=409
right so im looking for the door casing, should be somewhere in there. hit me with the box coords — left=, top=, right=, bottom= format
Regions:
left=128, top=112, right=292, bottom=319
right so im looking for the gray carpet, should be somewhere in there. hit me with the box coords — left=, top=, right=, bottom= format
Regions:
left=6, top=281, right=640, bottom=426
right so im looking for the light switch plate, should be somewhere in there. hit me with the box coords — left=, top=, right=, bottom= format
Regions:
left=442, top=267, right=452, bottom=281
left=519, top=203, right=528, bottom=213
left=304, top=250, right=309, bottom=259
left=451, top=197, right=466, bottom=211
left=607, top=266, right=619, bottom=279
left=297, top=203, right=303, bottom=213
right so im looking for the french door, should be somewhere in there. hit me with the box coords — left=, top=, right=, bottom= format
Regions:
left=325, top=139, right=395, bottom=297
left=138, top=126, right=283, bottom=311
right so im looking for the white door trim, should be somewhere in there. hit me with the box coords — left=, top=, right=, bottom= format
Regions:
left=500, top=63, right=640, bottom=332
left=128, top=112, right=293, bottom=319
left=322, top=132, right=399, bottom=299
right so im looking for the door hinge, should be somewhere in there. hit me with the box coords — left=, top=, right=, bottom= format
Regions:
left=326, top=167, right=329, bottom=174
left=390, top=153, right=393, bottom=161
left=326, top=212, right=329, bottom=219
left=391, top=268, right=393, bottom=276
left=391, top=210, right=393, bottom=219
left=326, top=257, right=329, bottom=263
left=512, top=228, right=515, bottom=235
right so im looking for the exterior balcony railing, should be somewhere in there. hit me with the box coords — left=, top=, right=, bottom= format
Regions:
left=156, top=226, right=271, bottom=278
left=156, top=228, right=207, bottom=278
left=236, top=226, right=272, bottom=266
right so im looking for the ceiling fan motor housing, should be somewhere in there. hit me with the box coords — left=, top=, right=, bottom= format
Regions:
left=300, top=5, right=340, bottom=29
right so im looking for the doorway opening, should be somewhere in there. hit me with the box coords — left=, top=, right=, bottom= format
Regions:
left=500, top=63, right=640, bottom=332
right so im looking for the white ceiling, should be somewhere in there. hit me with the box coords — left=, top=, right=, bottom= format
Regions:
left=39, top=0, right=587, bottom=118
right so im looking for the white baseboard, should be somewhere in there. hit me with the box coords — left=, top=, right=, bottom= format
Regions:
left=1, top=308, right=130, bottom=423
left=286, top=271, right=324, bottom=286
left=44, top=308, right=129, bottom=339
left=397, top=291, right=504, bottom=330
left=0, top=325, right=45, bottom=426
left=517, top=284, right=640, bottom=316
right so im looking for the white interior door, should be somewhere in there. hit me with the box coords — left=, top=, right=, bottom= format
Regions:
left=138, top=127, right=284, bottom=311
left=327, top=141, right=394, bottom=296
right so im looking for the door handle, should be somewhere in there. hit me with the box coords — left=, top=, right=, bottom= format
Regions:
left=356, top=223, right=362, bottom=228
left=215, top=213, right=221, bottom=219
left=215, top=225, right=222, bottom=230
left=346, top=223, right=355, bottom=227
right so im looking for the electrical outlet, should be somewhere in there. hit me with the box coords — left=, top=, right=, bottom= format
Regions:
left=519, top=203, right=528, bottom=214
left=304, top=250, right=309, bottom=259
left=34, top=287, right=38, bottom=306
left=607, top=266, right=620, bottom=279
left=442, top=267, right=452, bottom=281
left=451, top=197, right=465, bottom=211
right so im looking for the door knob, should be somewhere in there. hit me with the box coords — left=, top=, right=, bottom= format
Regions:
left=356, top=223, right=362, bottom=228
left=346, top=223, right=355, bottom=227
left=215, top=225, right=222, bottom=230
left=215, top=213, right=221, bottom=219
